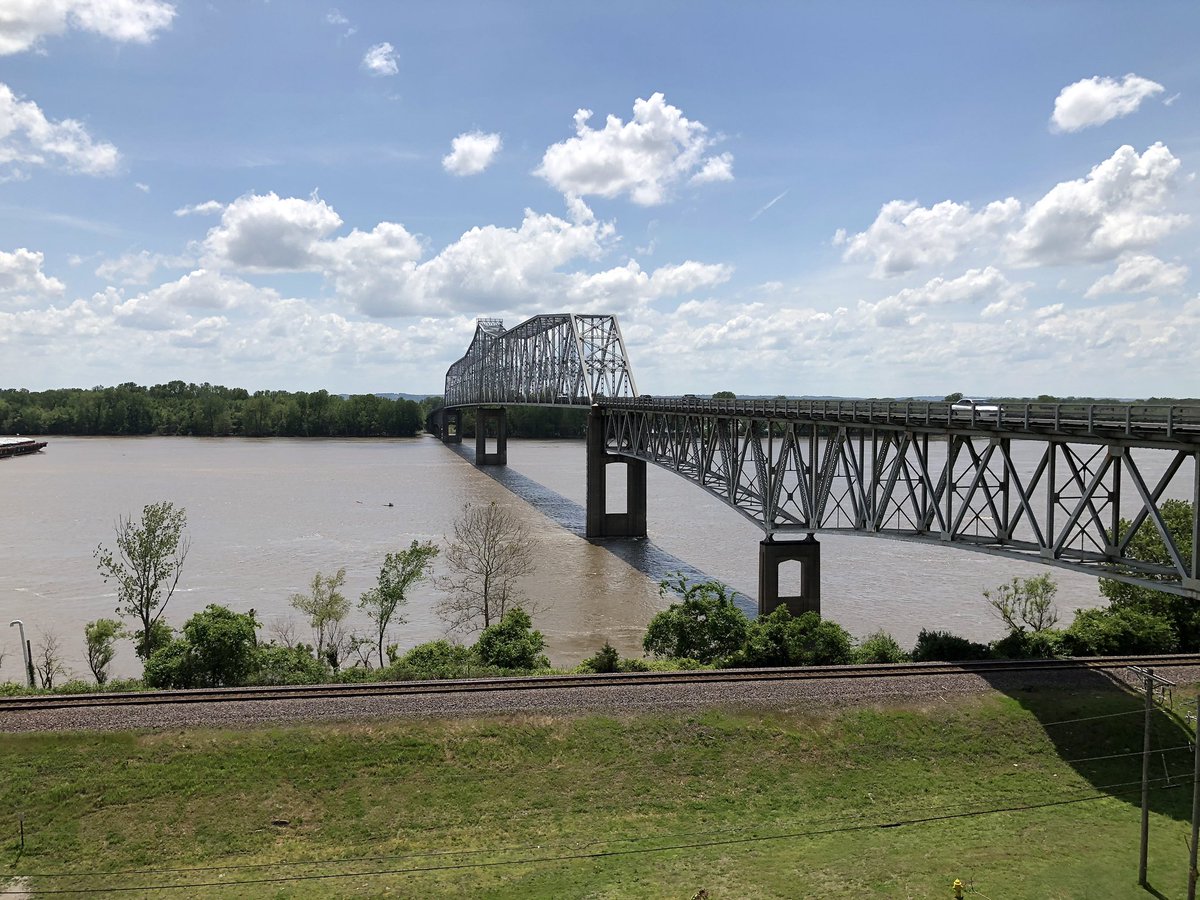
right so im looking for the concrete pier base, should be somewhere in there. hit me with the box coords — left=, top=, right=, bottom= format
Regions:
left=758, top=536, right=821, bottom=617
left=475, top=407, right=507, bottom=465
left=441, top=408, right=462, bottom=444
left=585, top=409, right=647, bottom=537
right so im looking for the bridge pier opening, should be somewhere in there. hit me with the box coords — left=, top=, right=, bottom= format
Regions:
left=586, top=410, right=647, bottom=538
left=475, top=407, right=507, bottom=465
left=758, top=536, right=821, bottom=617
left=441, top=408, right=462, bottom=444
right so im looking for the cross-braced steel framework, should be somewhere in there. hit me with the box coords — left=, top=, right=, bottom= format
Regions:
left=443, top=314, right=637, bottom=408
left=435, top=313, right=1200, bottom=600
left=601, top=398, right=1200, bottom=599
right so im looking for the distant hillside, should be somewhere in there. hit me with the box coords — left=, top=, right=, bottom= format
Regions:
left=365, top=392, right=436, bottom=402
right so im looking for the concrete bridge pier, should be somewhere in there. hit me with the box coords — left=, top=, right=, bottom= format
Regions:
left=758, top=536, right=821, bottom=617
left=585, top=410, right=647, bottom=538
left=475, top=407, right=508, bottom=465
left=440, top=408, right=462, bottom=444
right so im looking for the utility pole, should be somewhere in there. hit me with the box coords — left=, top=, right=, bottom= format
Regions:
left=1189, top=694, right=1200, bottom=900
left=1140, top=667, right=1153, bottom=887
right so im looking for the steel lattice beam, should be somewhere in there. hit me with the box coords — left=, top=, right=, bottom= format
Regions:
left=600, top=399, right=1200, bottom=599
left=443, top=314, right=638, bottom=408
left=436, top=313, right=1200, bottom=599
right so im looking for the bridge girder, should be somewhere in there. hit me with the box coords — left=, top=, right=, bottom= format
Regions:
left=600, top=402, right=1200, bottom=600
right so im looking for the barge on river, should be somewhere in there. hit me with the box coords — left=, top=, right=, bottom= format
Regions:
left=0, top=437, right=47, bottom=459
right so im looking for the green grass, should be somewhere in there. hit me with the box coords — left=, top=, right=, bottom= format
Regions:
left=3, top=679, right=1199, bottom=898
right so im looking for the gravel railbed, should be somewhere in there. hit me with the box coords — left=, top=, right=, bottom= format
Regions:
left=6, top=665, right=1198, bottom=734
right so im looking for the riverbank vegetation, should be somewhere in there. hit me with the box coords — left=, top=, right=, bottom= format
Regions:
left=0, top=383, right=427, bottom=437
left=3, top=496, right=1193, bottom=696
left=3, top=688, right=1198, bottom=897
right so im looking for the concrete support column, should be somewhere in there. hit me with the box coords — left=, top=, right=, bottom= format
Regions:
left=585, top=409, right=647, bottom=538
left=442, top=408, right=462, bottom=444
left=475, top=407, right=507, bottom=465
left=758, top=536, right=821, bottom=617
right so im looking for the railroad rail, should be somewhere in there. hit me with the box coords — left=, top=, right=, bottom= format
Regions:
left=4, top=654, right=1196, bottom=713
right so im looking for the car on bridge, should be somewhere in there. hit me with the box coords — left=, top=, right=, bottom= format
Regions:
left=951, top=397, right=1000, bottom=420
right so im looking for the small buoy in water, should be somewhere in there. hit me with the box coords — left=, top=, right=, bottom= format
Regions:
left=386, top=502, right=394, bottom=507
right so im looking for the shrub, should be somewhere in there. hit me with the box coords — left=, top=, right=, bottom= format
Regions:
left=854, top=630, right=909, bottom=664
left=1062, top=607, right=1178, bottom=657
left=143, top=639, right=194, bottom=689
left=643, top=574, right=749, bottom=663
left=474, top=609, right=548, bottom=670
left=910, top=629, right=992, bottom=662
left=182, top=605, right=260, bottom=687
left=580, top=642, right=621, bottom=674
left=133, top=620, right=174, bottom=661
left=728, top=607, right=854, bottom=667
left=254, top=643, right=327, bottom=685
left=991, top=628, right=1065, bottom=660
left=397, top=640, right=477, bottom=672
left=143, top=605, right=260, bottom=689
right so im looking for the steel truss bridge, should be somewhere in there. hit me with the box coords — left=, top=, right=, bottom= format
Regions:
left=431, top=313, right=1200, bottom=614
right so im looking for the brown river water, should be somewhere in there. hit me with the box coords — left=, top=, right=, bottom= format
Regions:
left=0, top=435, right=1188, bottom=680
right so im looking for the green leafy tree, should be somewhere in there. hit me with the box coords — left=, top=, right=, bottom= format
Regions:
left=642, top=574, right=748, bottom=663
left=144, top=605, right=260, bottom=689
left=474, top=608, right=548, bottom=670
left=437, top=502, right=536, bottom=632
left=290, top=568, right=349, bottom=662
left=1100, top=499, right=1198, bottom=649
left=94, top=501, right=190, bottom=659
left=84, top=618, right=125, bottom=685
left=983, top=574, right=1059, bottom=634
left=360, top=541, right=439, bottom=667
left=712, top=391, right=737, bottom=400
left=729, top=606, right=854, bottom=667
left=1063, top=606, right=1177, bottom=657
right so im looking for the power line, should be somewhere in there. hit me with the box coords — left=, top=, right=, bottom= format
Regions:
left=12, top=780, right=1191, bottom=894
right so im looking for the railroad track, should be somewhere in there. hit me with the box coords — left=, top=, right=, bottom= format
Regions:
left=3, top=654, right=1197, bottom=713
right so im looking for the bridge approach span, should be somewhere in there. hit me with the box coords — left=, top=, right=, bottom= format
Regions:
left=431, top=314, right=1200, bottom=615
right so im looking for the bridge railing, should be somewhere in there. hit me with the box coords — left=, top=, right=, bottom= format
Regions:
left=601, top=397, right=1200, bottom=444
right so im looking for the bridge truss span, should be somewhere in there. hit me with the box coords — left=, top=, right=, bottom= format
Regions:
left=600, top=403, right=1200, bottom=600
left=443, top=314, right=638, bottom=408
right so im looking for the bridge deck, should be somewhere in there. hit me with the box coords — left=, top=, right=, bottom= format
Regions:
left=601, top=397, right=1200, bottom=449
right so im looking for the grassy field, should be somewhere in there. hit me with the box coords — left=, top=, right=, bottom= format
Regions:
left=3, top=678, right=1199, bottom=898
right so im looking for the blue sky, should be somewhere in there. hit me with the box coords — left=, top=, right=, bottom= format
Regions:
left=1, top=1, right=1198, bottom=397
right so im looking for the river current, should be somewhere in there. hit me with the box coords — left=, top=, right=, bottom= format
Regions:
left=0, top=435, right=1177, bottom=680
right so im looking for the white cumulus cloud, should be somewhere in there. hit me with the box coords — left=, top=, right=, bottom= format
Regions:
left=1009, top=143, right=1188, bottom=266
left=859, top=267, right=1028, bottom=327
left=0, top=0, right=175, bottom=55
left=836, top=198, right=1020, bottom=278
left=362, top=42, right=397, bottom=76
left=442, top=131, right=502, bottom=176
left=202, top=191, right=344, bottom=272
left=0, top=248, right=65, bottom=309
left=1084, top=254, right=1189, bottom=298
left=0, top=83, right=120, bottom=178
left=536, top=92, right=733, bottom=205
left=1051, top=74, right=1164, bottom=133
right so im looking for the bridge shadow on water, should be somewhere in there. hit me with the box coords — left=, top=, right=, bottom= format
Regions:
left=446, top=442, right=757, bottom=617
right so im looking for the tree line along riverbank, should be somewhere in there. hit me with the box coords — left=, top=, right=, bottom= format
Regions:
left=0, top=383, right=592, bottom=438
